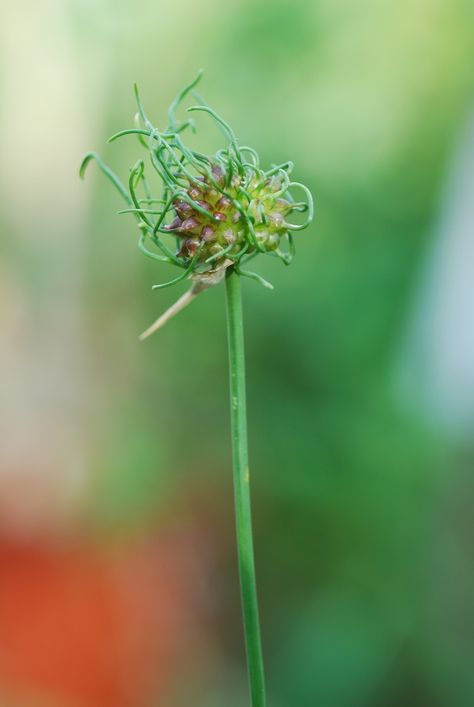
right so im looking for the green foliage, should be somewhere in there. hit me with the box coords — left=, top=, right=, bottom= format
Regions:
left=76, top=0, right=474, bottom=704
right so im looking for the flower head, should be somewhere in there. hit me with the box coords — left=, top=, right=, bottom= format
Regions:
left=80, top=72, right=313, bottom=335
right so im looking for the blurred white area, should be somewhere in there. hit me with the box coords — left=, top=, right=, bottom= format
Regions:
left=0, top=0, right=109, bottom=534
left=402, top=107, right=474, bottom=433
left=0, top=0, right=227, bottom=535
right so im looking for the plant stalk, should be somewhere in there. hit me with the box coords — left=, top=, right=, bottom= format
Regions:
left=225, top=267, right=266, bottom=707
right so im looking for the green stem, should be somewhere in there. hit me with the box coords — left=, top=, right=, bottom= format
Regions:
left=225, top=267, right=266, bottom=707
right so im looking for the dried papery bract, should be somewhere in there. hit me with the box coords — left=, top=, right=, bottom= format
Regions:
left=80, top=71, right=313, bottom=336
left=80, top=73, right=314, bottom=707
left=139, top=259, right=231, bottom=340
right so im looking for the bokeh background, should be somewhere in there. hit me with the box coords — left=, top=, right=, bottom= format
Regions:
left=1, top=1, right=474, bottom=706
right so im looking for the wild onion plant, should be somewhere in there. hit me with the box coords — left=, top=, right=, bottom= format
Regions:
left=81, top=72, right=313, bottom=707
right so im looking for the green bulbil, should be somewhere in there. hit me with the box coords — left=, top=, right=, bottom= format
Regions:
left=168, top=167, right=296, bottom=263
left=80, top=71, right=313, bottom=290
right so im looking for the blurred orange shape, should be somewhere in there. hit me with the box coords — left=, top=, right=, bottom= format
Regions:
left=0, top=531, right=200, bottom=707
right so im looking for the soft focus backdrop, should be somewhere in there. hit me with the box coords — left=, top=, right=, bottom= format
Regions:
left=1, top=1, right=474, bottom=706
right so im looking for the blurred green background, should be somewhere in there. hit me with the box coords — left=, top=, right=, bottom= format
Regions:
left=1, top=1, right=473, bottom=706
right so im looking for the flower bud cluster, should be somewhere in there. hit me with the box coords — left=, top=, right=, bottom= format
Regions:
left=81, top=72, right=313, bottom=291
left=165, top=165, right=299, bottom=266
